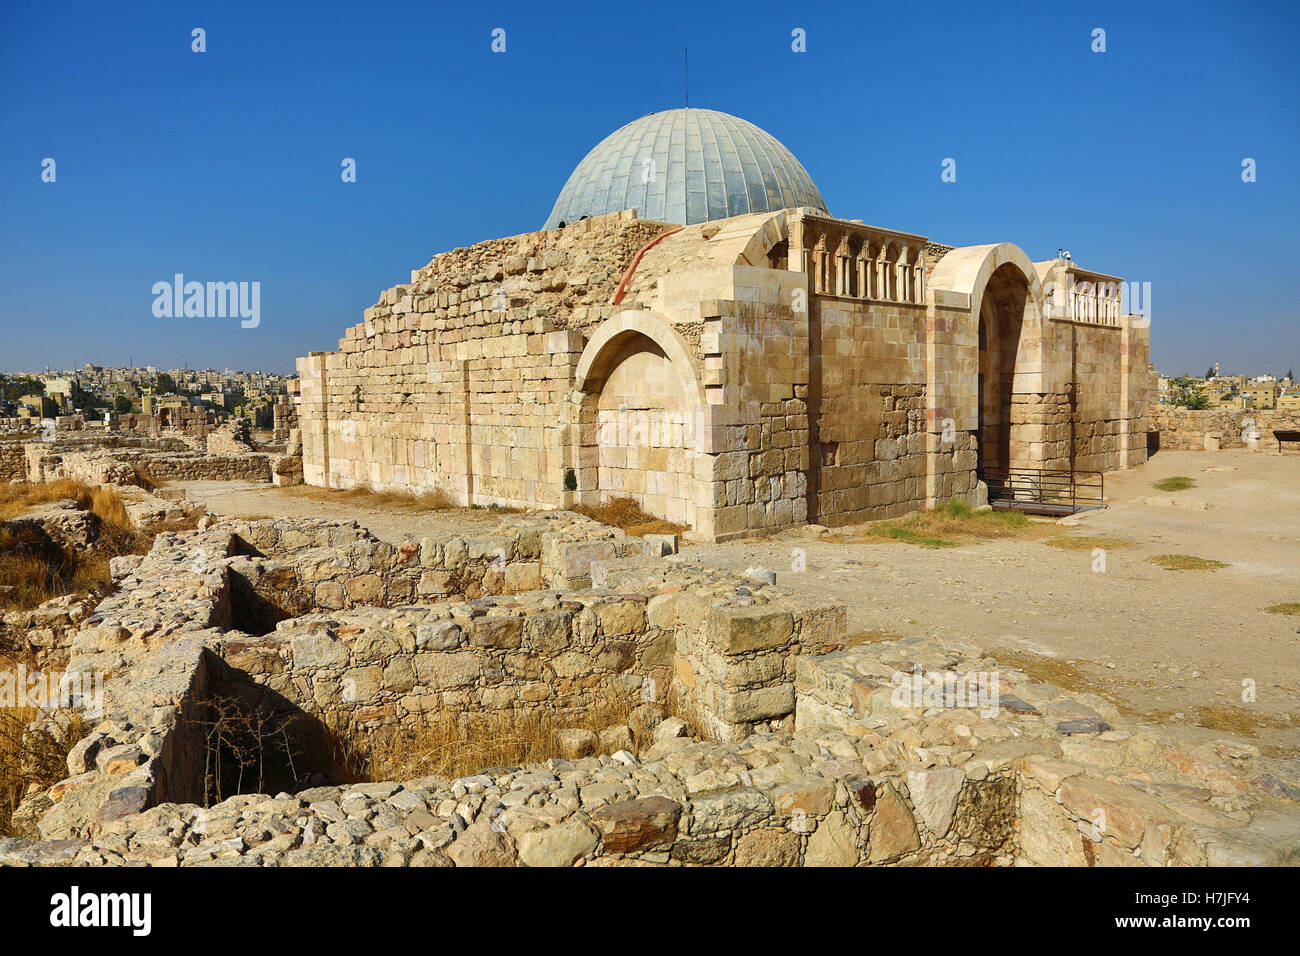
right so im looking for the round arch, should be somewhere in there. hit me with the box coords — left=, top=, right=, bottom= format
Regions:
left=930, top=243, right=1051, bottom=474
left=571, top=310, right=708, bottom=527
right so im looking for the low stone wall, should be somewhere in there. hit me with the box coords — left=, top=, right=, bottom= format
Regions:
left=591, top=557, right=847, bottom=741
left=217, top=591, right=672, bottom=733
left=795, top=636, right=1300, bottom=866
left=1149, top=405, right=1300, bottom=451
left=0, top=439, right=26, bottom=481
left=135, top=453, right=272, bottom=483
left=217, top=512, right=651, bottom=623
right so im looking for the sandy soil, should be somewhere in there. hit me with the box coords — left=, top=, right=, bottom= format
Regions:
left=171, top=449, right=1300, bottom=755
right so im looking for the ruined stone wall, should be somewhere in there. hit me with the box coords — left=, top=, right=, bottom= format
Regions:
left=1149, top=405, right=1300, bottom=451
left=0, top=439, right=27, bottom=481
left=272, top=394, right=298, bottom=443
left=206, top=419, right=255, bottom=455
left=220, top=592, right=671, bottom=733
left=297, top=211, right=671, bottom=509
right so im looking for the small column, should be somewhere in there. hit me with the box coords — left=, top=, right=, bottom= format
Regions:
left=813, top=233, right=828, bottom=294
left=857, top=245, right=872, bottom=299
left=834, top=234, right=851, bottom=296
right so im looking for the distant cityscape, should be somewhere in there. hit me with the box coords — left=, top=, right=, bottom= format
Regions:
left=1154, top=362, right=1298, bottom=411
left=0, top=364, right=294, bottom=430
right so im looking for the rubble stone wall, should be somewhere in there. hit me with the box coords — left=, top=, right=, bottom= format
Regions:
left=0, top=440, right=27, bottom=481
left=218, top=592, right=672, bottom=733
left=1149, top=405, right=1300, bottom=451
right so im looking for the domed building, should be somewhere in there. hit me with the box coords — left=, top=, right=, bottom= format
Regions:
left=297, top=108, right=1150, bottom=542
left=544, top=108, right=828, bottom=229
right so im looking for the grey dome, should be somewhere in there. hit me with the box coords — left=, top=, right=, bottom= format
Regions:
left=544, top=108, right=828, bottom=229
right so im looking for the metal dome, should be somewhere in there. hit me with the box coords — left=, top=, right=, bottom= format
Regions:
left=543, top=108, right=828, bottom=229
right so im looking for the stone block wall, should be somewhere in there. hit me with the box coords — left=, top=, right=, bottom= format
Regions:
left=1062, top=318, right=1150, bottom=472
left=0, top=439, right=27, bottom=481
left=296, top=211, right=670, bottom=508
left=1149, top=405, right=1300, bottom=451
left=218, top=591, right=672, bottom=733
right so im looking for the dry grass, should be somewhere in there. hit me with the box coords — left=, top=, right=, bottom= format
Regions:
left=328, top=690, right=639, bottom=783
left=1194, top=704, right=1294, bottom=738
left=1042, top=535, right=1136, bottom=551
left=1153, top=476, right=1196, bottom=492
left=1265, top=602, right=1300, bottom=616
left=284, top=483, right=514, bottom=514
left=327, top=686, right=709, bottom=783
left=840, top=498, right=1042, bottom=549
left=0, top=480, right=200, bottom=611
left=572, top=496, right=688, bottom=537
left=0, top=708, right=87, bottom=837
left=844, top=629, right=907, bottom=646
left=1149, top=554, right=1229, bottom=571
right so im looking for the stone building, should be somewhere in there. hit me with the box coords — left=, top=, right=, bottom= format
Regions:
left=297, top=108, right=1148, bottom=541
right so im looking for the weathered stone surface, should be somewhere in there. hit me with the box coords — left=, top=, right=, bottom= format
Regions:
left=805, top=810, right=857, bottom=867
left=688, top=789, right=774, bottom=834
left=445, top=821, right=517, bottom=867
left=517, top=819, right=598, bottom=867
left=1019, top=787, right=1089, bottom=866
left=734, top=827, right=800, bottom=866
left=591, top=796, right=682, bottom=853
left=906, top=768, right=964, bottom=837
left=868, top=784, right=920, bottom=862
left=1058, top=777, right=1169, bottom=850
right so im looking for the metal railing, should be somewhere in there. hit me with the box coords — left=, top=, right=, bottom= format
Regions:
left=982, top=467, right=1105, bottom=514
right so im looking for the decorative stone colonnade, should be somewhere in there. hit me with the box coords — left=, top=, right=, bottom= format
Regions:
left=295, top=206, right=1149, bottom=541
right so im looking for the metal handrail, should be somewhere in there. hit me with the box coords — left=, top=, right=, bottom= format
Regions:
left=982, top=467, right=1104, bottom=512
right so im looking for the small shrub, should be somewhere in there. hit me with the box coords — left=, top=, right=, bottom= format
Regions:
left=0, top=708, right=86, bottom=837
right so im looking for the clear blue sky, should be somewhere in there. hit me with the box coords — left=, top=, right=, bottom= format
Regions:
left=1, top=0, right=1296, bottom=378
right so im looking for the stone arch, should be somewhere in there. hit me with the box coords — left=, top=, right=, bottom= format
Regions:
left=929, top=243, right=1050, bottom=475
left=572, top=310, right=707, bottom=527
left=735, top=211, right=792, bottom=267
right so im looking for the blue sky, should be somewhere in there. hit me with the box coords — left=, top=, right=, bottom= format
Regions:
left=1, top=0, right=1296, bottom=377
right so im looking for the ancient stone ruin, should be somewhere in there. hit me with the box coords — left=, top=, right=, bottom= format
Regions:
left=2, top=497, right=1296, bottom=868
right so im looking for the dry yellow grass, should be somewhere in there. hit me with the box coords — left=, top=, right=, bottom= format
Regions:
left=328, top=691, right=631, bottom=782
left=0, top=708, right=86, bottom=837
left=839, top=499, right=1045, bottom=548
left=0, top=481, right=199, bottom=611
left=283, top=483, right=509, bottom=514
left=844, top=629, right=907, bottom=647
left=572, top=496, right=688, bottom=537
left=1042, top=535, right=1136, bottom=551
left=327, top=686, right=708, bottom=783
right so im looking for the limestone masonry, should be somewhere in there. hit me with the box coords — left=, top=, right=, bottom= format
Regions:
left=295, top=109, right=1149, bottom=541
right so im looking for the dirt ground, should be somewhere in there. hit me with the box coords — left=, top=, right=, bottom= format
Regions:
left=173, top=448, right=1300, bottom=755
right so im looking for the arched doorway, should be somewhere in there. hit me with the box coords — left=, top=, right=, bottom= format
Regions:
left=977, top=262, right=1031, bottom=477
left=575, top=324, right=698, bottom=527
